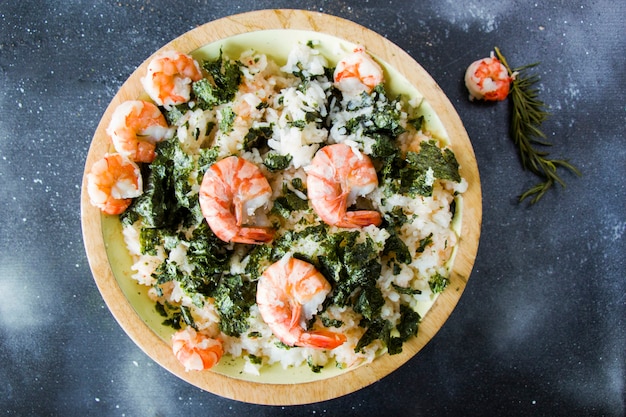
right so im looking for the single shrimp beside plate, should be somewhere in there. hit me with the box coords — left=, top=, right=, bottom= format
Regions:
left=86, top=153, right=142, bottom=215
left=464, top=52, right=513, bottom=101
left=199, top=156, right=275, bottom=244
left=256, top=256, right=346, bottom=349
left=306, top=143, right=382, bottom=228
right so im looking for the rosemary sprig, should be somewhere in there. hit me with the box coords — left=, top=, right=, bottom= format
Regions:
left=494, top=47, right=581, bottom=204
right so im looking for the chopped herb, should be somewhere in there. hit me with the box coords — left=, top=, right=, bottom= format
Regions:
left=179, top=305, right=195, bottom=327
left=289, top=119, right=307, bottom=130
left=275, top=341, right=292, bottom=350
left=157, top=302, right=185, bottom=330
left=153, top=261, right=182, bottom=285
left=354, top=285, right=385, bottom=321
left=213, top=274, right=256, bottom=337
left=387, top=305, right=421, bottom=355
left=355, top=318, right=391, bottom=353
left=192, top=78, right=221, bottom=109
left=243, top=244, right=272, bottom=280
left=219, top=107, right=235, bottom=133
left=164, top=104, right=188, bottom=125
left=396, top=305, right=420, bottom=341
left=197, top=147, right=220, bottom=180
left=344, top=85, right=405, bottom=139
left=370, top=133, right=399, bottom=159
left=196, top=49, right=242, bottom=108
left=248, top=354, right=262, bottom=365
left=408, top=115, right=424, bottom=131
left=263, top=152, right=292, bottom=171
left=391, top=283, right=422, bottom=296
left=185, top=222, right=233, bottom=284
left=121, top=138, right=199, bottom=229
left=381, top=140, right=461, bottom=198
left=307, top=356, right=323, bottom=373
left=429, top=273, right=449, bottom=294
left=271, top=181, right=309, bottom=218
left=416, top=233, right=434, bottom=253
left=243, top=126, right=273, bottom=151
left=383, top=233, right=411, bottom=264
left=320, top=316, right=344, bottom=328
left=139, top=228, right=160, bottom=256
left=407, top=141, right=461, bottom=183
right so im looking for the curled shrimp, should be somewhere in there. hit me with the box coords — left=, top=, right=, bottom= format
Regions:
left=86, top=153, right=142, bottom=215
left=256, top=256, right=346, bottom=349
left=464, top=52, right=513, bottom=101
left=171, top=327, right=223, bottom=371
left=141, top=50, right=203, bottom=109
left=333, top=46, right=384, bottom=95
left=106, top=100, right=172, bottom=163
left=306, top=143, right=382, bottom=228
left=199, top=156, right=275, bottom=244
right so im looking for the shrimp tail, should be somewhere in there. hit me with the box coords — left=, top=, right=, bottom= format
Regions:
left=232, top=227, right=275, bottom=244
left=337, top=211, right=383, bottom=228
left=297, top=330, right=347, bottom=349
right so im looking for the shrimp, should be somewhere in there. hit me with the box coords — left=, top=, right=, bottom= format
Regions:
left=171, top=327, right=223, bottom=371
left=333, top=46, right=384, bottom=96
left=106, top=100, right=172, bottom=163
left=141, top=50, right=203, bottom=109
left=256, top=256, right=346, bottom=349
left=464, top=52, right=513, bottom=101
left=86, top=153, right=142, bottom=215
left=199, top=156, right=275, bottom=244
left=306, top=143, right=382, bottom=228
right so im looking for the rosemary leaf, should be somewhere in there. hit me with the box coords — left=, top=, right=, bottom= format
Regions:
left=494, top=47, right=581, bottom=204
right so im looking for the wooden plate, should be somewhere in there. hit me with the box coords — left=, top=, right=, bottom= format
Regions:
left=80, top=9, right=481, bottom=405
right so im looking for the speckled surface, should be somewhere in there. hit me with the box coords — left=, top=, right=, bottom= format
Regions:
left=1, top=1, right=624, bottom=416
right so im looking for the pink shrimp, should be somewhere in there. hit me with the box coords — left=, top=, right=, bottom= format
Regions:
left=333, top=46, right=384, bottom=95
left=171, top=327, right=223, bottom=371
left=199, top=156, right=275, bottom=244
left=464, top=52, right=513, bottom=101
left=106, top=100, right=172, bottom=163
left=86, top=153, right=142, bottom=215
left=256, top=256, right=346, bottom=349
left=306, top=143, right=382, bottom=228
left=141, top=50, right=203, bottom=109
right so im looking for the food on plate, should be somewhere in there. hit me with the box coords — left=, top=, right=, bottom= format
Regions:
left=89, top=41, right=467, bottom=373
left=333, top=46, right=383, bottom=95
left=86, top=153, right=142, bottom=215
left=256, top=256, right=347, bottom=349
left=199, top=155, right=275, bottom=244
left=141, top=50, right=203, bottom=109
left=306, top=143, right=382, bottom=228
left=106, top=100, right=173, bottom=163
left=464, top=51, right=512, bottom=101
left=172, top=326, right=224, bottom=371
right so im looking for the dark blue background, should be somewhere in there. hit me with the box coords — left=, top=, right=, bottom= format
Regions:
left=1, top=1, right=624, bottom=416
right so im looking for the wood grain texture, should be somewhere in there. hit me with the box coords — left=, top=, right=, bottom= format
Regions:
left=80, top=9, right=481, bottom=405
